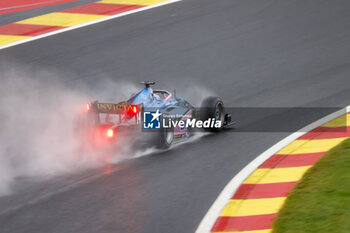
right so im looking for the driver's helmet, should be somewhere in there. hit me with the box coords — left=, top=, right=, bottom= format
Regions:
left=153, top=93, right=161, bottom=100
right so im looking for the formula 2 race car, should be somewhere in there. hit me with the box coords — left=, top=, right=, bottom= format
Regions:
left=75, top=81, right=233, bottom=150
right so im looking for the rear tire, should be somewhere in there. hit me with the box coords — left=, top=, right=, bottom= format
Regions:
left=154, top=126, right=174, bottom=149
left=200, top=96, right=225, bottom=132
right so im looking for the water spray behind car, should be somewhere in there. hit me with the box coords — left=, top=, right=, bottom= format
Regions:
left=0, top=64, right=229, bottom=196
left=0, top=65, right=143, bottom=195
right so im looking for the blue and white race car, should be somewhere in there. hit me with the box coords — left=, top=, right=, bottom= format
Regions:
left=76, top=81, right=232, bottom=149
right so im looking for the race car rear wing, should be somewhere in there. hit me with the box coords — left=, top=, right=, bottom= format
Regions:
left=88, top=102, right=141, bottom=115
left=83, top=102, right=142, bottom=126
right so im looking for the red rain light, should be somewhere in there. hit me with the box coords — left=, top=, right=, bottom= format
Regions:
left=107, top=129, right=114, bottom=138
left=132, top=105, right=138, bottom=113
left=86, top=103, right=91, bottom=111
left=125, top=105, right=138, bottom=118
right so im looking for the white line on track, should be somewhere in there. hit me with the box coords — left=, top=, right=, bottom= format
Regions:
left=195, top=106, right=350, bottom=233
left=0, top=0, right=182, bottom=50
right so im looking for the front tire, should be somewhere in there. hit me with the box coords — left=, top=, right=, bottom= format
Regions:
left=200, top=96, right=225, bottom=132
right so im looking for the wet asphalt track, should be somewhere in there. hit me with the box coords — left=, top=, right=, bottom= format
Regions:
left=1, top=0, right=350, bottom=232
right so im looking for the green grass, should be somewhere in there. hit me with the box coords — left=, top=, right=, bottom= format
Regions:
left=273, top=137, right=350, bottom=233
